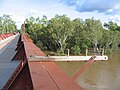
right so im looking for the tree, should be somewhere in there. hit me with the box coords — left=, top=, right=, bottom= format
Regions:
left=25, top=15, right=120, bottom=55
left=84, top=18, right=103, bottom=53
left=104, top=21, right=119, bottom=31
left=26, top=16, right=42, bottom=43
left=99, top=29, right=120, bottom=53
left=0, top=17, right=2, bottom=34
left=0, top=14, right=17, bottom=34
left=26, top=16, right=49, bottom=50
left=67, top=18, right=90, bottom=54
left=47, top=15, right=74, bottom=54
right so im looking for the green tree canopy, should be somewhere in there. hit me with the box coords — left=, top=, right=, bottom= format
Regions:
left=84, top=18, right=103, bottom=52
left=25, top=15, right=120, bottom=55
left=104, top=21, right=120, bottom=31
left=47, top=15, right=74, bottom=54
left=0, top=14, right=17, bottom=34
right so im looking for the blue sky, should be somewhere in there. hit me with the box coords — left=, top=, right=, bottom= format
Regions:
left=0, top=0, right=120, bottom=29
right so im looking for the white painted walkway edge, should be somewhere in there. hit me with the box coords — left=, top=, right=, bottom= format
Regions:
left=0, top=34, right=18, bottom=45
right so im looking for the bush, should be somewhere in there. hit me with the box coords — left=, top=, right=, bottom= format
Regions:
left=56, top=50, right=66, bottom=56
left=81, top=43, right=88, bottom=53
left=71, top=45, right=81, bottom=55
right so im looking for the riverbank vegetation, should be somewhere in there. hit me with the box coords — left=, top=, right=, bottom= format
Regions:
left=25, top=15, right=120, bottom=55
left=1, top=14, right=120, bottom=55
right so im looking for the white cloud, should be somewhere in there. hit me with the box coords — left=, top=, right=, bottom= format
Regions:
left=108, top=15, right=120, bottom=25
left=60, top=0, right=120, bottom=15
left=30, top=9, right=38, bottom=14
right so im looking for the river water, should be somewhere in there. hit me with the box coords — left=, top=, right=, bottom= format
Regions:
left=55, top=51, right=120, bottom=90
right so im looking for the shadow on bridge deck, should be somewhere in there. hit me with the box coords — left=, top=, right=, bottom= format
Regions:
left=0, top=35, right=20, bottom=89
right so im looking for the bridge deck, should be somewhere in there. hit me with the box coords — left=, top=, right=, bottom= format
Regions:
left=1, top=33, right=85, bottom=90
left=0, top=35, right=20, bottom=89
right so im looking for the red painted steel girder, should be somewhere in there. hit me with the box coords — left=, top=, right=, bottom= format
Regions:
left=21, top=34, right=33, bottom=42
left=0, top=33, right=14, bottom=41
left=13, top=33, right=44, bottom=61
left=0, top=34, right=3, bottom=40
left=17, top=34, right=32, bottom=46
left=23, top=41, right=45, bottom=59
left=3, top=33, right=84, bottom=90
left=72, top=56, right=96, bottom=80
left=0, top=34, right=6, bottom=40
left=3, top=62, right=33, bottom=90
left=2, top=60, right=27, bottom=90
left=28, top=62, right=83, bottom=90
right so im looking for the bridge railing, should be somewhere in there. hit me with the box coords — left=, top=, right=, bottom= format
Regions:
left=0, top=33, right=16, bottom=45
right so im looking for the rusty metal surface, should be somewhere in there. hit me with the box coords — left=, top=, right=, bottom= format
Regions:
left=72, top=56, right=96, bottom=80
left=0, top=35, right=4, bottom=40
left=0, top=34, right=14, bottom=41
left=42, top=62, right=84, bottom=90
left=28, top=62, right=59, bottom=90
left=24, top=42, right=45, bottom=59
left=6, top=63, right=33, bottom=90
left=12, top=44, right=25, bottom=61
left=2, top=60, right=27, bottom=90
left=0, top=36, right=3, bottom=40
left=12, top=34, right=45, bottom=61
left=21, top=34, right=33, bottom=42
left=28, top=62, right=83, bottom=90
left=3, top=33, right=84, bottom=90
left=19, top=34, right=83, bottom=90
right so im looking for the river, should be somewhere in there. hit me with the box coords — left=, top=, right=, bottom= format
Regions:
left=55, top=51, right=120, bottom=90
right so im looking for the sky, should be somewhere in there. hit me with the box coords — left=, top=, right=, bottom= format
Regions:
left=0, top=0, right=120, bottom=29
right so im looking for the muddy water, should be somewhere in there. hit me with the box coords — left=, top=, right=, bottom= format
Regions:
left=55, top=52, right=120, bottom=90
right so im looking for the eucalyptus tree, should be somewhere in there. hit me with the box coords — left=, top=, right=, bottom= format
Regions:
left=2, top=14, right=16, bottom=33
left=99, top=29, right=120, bottom=53
left=25, top=15, right=120, bottom=55
left=109, top=31, right=120, bottom=52
left=47, top=15, right=74, bottom=54
left=103, top=21, right=120, bottom=52
left=67, top=18, right=90, bottom=54
left=26, top=16, right=43, bottom=43
left=84, top=18, right=103, bottom=53
left=25, top=16, right=49, bottom=49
